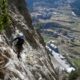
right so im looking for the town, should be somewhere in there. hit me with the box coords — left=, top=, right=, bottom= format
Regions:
left=46, top=40, right=75, bottom=73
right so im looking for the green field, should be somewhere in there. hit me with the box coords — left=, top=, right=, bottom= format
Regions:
left=72, top=59, right=80, bottom=68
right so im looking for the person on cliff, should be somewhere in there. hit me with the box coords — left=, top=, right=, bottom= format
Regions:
left=12, top=32, right=24, bottom=59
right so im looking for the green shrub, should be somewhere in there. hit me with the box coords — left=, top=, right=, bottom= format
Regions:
left=0, top=0, right=11, bottom=32
left=69, top=68, right=80, bottom=80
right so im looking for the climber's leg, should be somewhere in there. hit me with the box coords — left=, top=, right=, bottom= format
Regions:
left=17, top=45, right=23, bottom=59
left=17, top=50, right=21, bottom=59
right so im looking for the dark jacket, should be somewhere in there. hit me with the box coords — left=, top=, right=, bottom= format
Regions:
left=12, top=36, right=24, bottom=46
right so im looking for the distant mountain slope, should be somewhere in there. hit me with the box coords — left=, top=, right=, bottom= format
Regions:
left=27, top=0, right=80, bottom=16
left=71, top=0, right=80, bottom=16
left=27, top=0, right=73, bottom=9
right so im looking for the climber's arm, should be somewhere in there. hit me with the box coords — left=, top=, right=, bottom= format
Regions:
left=12, top=37, right=18, bottom=43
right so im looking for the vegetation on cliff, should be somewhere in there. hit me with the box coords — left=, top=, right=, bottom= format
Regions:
left=0, top=0, right=11, bottom=32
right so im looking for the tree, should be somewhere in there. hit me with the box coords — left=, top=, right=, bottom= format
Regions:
left=0, top=0, right=11, bottom=32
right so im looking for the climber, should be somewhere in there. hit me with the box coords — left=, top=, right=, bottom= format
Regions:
left=12, top=32, right=24, bottom=59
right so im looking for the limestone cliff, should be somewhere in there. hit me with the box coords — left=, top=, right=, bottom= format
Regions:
left=0, top=0, right=57, bottom=80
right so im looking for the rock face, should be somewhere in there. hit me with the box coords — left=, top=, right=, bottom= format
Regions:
left=0, top=0, right=57, bottom=80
